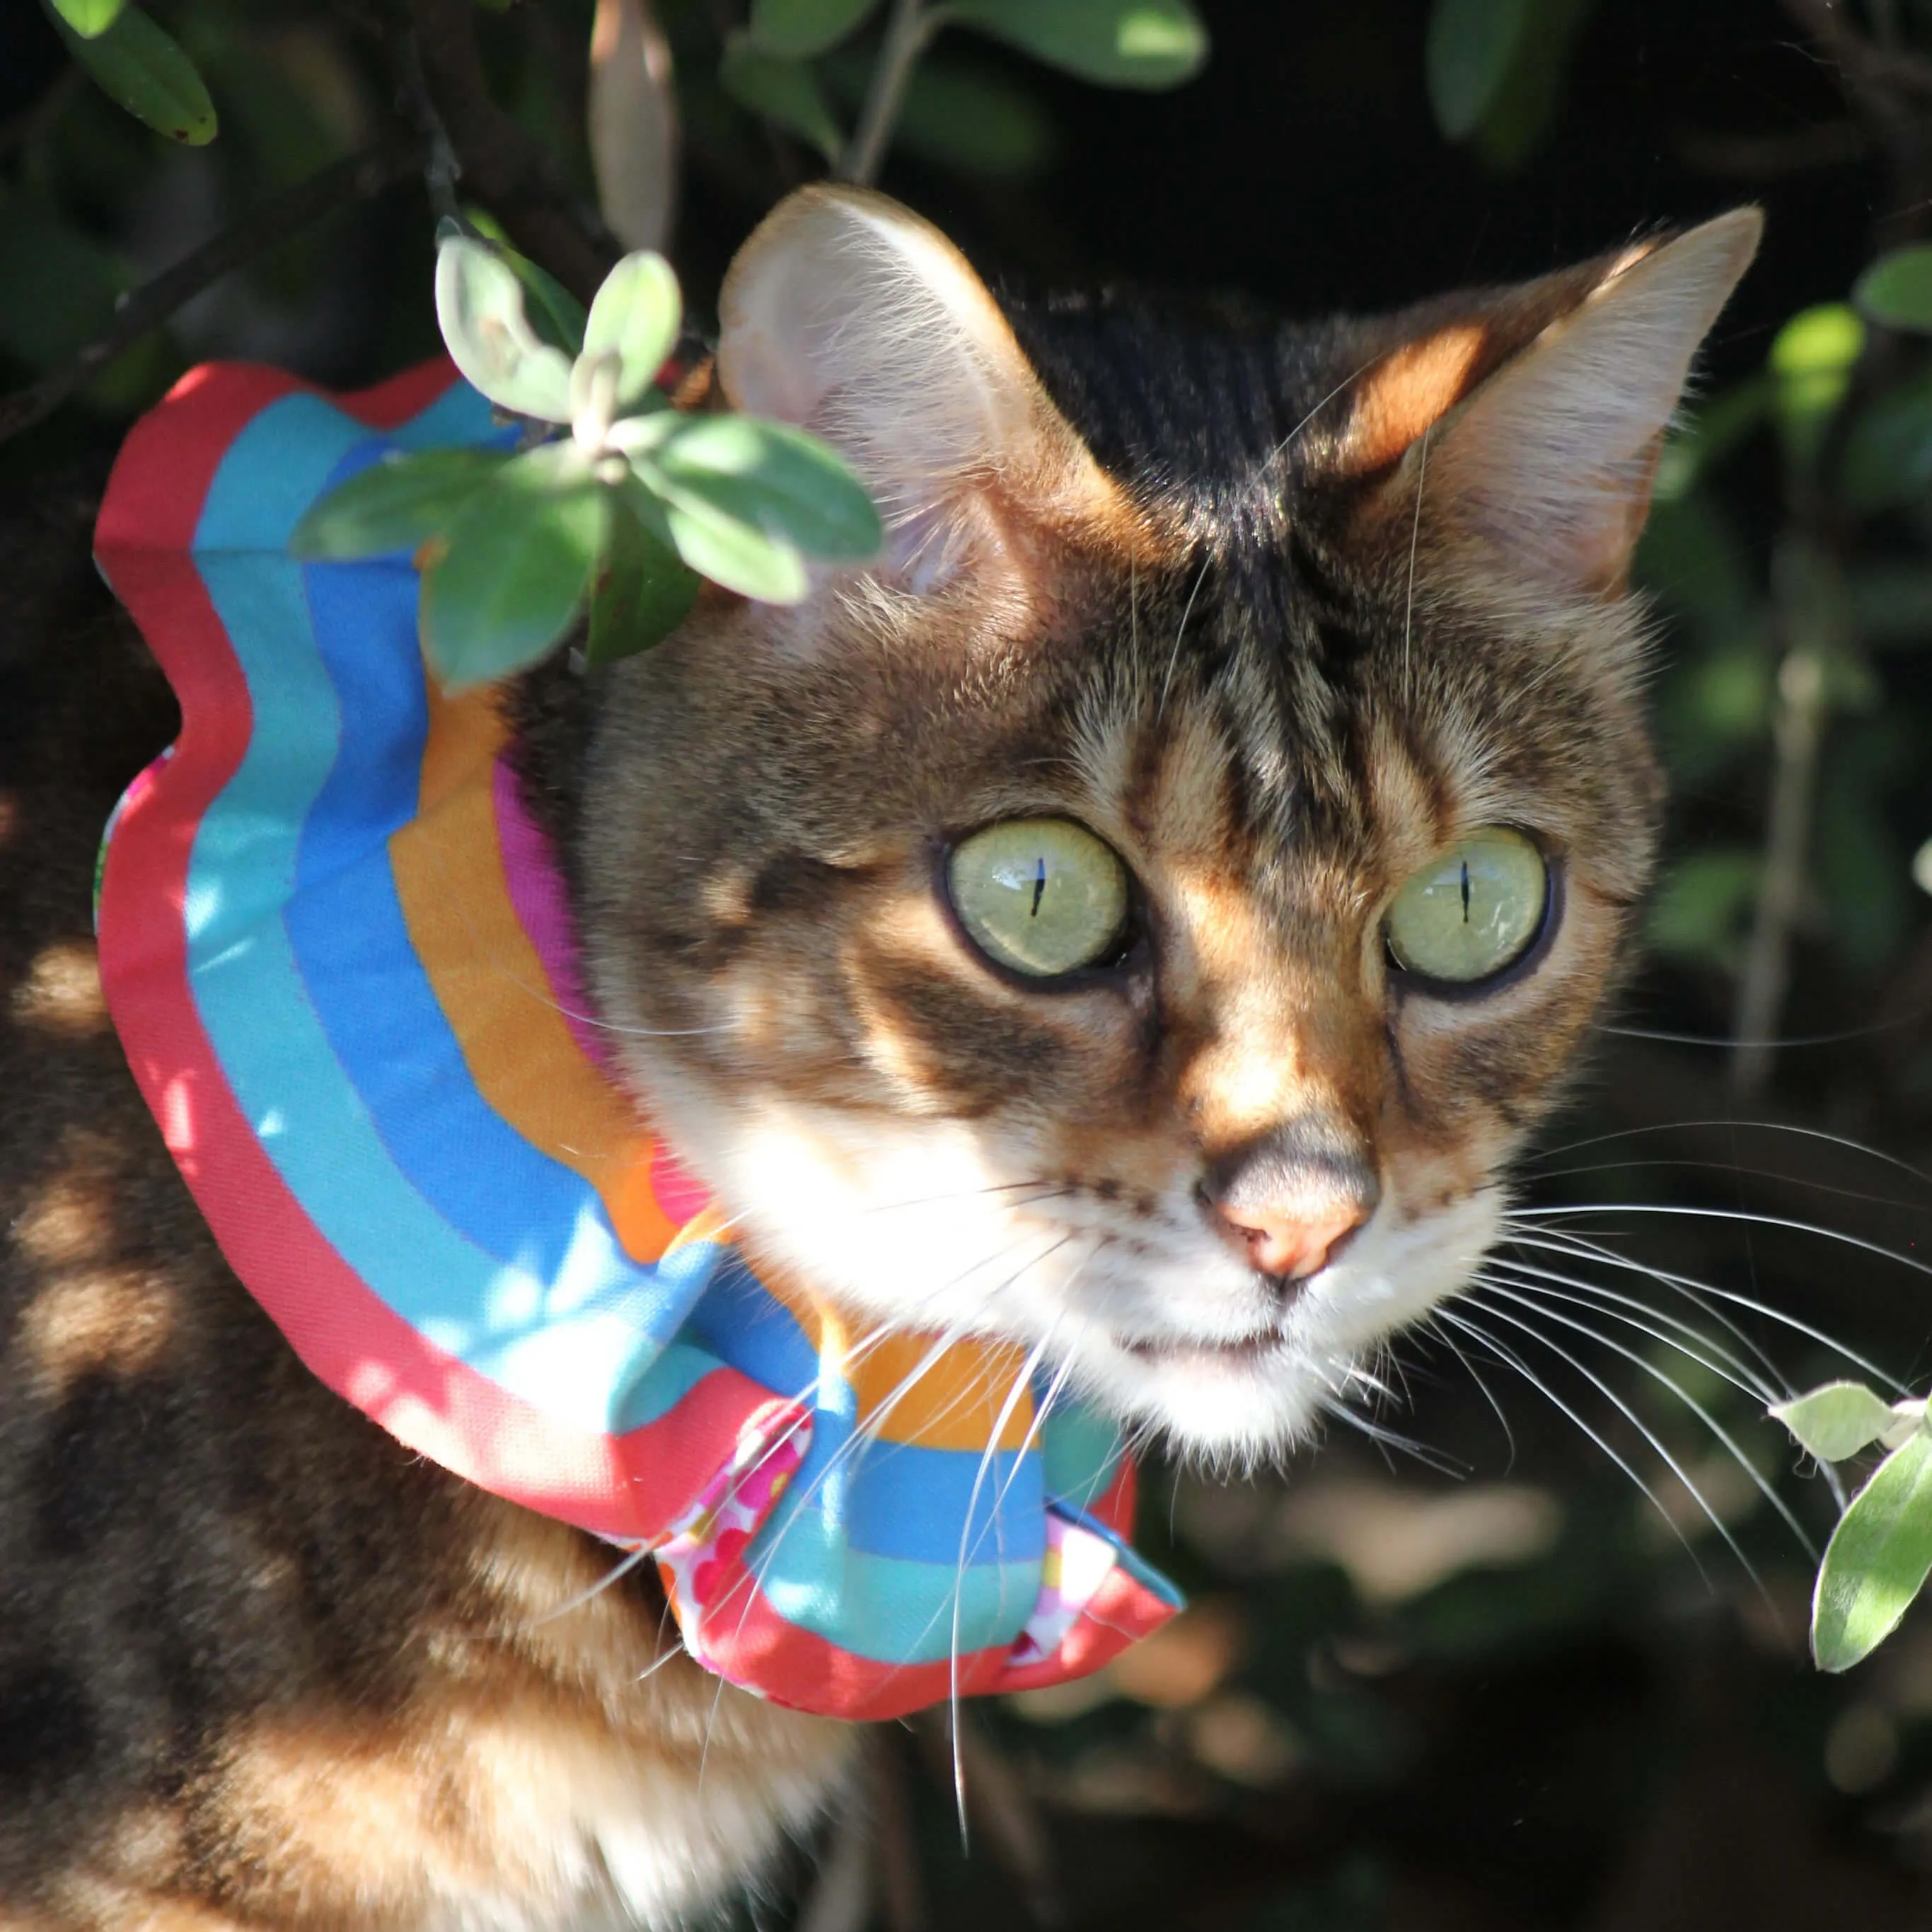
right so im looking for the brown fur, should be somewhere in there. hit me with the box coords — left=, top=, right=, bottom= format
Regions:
left=1, top=191, right=1757, bottom=1924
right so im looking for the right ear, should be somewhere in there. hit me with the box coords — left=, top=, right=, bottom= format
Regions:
left=1335, top=209, right=1762, bottom=597
left=717, top=185, right=1133, bottom=590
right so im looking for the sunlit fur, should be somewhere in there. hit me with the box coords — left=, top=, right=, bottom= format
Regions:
left=578, top=189, right=1762, bottom=1474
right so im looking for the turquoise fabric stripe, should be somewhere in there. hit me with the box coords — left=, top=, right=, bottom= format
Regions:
left=182, top=393, right=691, bottom=1428
left=748, top=1513, right=1045, bottom=1665
left=1040, top=1401, right=1124, bottom=1515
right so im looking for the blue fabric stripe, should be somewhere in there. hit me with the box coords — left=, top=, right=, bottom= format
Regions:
left=186, top=391, right=704, bottom=1428
left=833, top=1438, right=1043, bottom=1566
left=758, top=1395, right=1044, bottom=1568
left=284, top=813, right=664, bottom=1315
left=678, top=1254, right=822, bottom=1401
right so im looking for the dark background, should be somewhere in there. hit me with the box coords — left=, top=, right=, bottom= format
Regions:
left=7, top=4, right=1932, bottom=1927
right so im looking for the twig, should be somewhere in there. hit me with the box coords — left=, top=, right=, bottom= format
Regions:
left=1731, top=548, right=1833, bottom=1100
left=1674, top=120, right=1867, bottom=180
left=838, top=0, right=942, bottom=185
left=410, top=0, right=618, bottom=300
left=1781, top=0, right=1932, bottom=102
left=0, top=139, right=422, bottom=449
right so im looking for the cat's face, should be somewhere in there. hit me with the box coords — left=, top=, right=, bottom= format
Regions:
left=579, top=190, right=1758, bottom=1465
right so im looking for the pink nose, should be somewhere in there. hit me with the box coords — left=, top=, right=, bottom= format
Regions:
left=1208, top=1200, right=1369, bottom=1281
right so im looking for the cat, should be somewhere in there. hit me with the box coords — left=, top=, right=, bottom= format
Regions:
left=0, top=185, right=1757, bottom=1928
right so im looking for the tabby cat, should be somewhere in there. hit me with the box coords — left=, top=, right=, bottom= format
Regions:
left=0, top=185, right=1757, bottom=1928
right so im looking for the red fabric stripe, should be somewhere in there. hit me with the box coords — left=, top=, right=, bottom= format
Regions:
left=683, top=1536, right=1176, bottom=1720
left=682, top=1549, right=1018, bottom=1722
left=94, top=359, right=761, bottom=1544
left=988, top=1562, right=1177, bottom=1696
left=1088, top=1459, right=1138, bottom=1543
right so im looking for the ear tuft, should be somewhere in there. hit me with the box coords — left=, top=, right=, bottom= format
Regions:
left=717, top=186, right=1120, bottom=589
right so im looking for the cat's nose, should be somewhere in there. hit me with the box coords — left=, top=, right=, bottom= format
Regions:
left=1197, top=1121, right=1378, bottom=1283
left=1207, top=1199, right=1369, bottom=1281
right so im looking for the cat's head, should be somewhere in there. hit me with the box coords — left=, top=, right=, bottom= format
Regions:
left=575, top=187, right=1759, bottom=1467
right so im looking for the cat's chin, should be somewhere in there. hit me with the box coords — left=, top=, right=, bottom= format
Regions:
left=1073, top=1331, right=1341, bottom=1469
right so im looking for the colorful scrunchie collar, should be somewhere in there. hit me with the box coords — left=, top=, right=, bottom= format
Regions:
left=90, top=359, right=1181, bottom=1723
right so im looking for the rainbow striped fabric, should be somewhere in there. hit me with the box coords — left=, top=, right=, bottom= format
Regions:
left=91, top=359, right=1181, bottom=1721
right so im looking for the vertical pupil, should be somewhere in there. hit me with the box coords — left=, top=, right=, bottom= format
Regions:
left=1031, top=855, right=1047, bottom=918
left=1460, top=859, right=1470, bottom=923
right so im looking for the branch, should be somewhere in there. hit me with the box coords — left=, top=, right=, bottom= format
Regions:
left=0, top=139, right=422, bottom=450
left=1730, top=547, right=1832, bottom=1099
left=837, top=0, right=942, bottom=186
left=410, top=0, right=618, bottom=301
left=1781, top=0, right=1932, bottom=103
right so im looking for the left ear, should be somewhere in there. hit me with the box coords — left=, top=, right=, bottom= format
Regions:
left=1353, top=209, right=1763, bottom=595
left=715, top=184, right=1133, bottom=590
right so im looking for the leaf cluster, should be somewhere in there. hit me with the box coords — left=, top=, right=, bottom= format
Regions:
left=293, top=229, right=881, bottom=688
left=1773, top=1382, right=1932, bottom=1671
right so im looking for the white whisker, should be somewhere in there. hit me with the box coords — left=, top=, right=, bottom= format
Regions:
left=1462, top=1288, right=1766, bottom=1593
left=1474, top=1275, right=1814, bottom=1561
left=1436, top=1305, right=1709, bottom=1585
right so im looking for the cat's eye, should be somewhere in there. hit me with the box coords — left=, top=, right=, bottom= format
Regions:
left=1385, top=828, right=1549, bottom=986
left=947, top=819, right=1130, bottom=980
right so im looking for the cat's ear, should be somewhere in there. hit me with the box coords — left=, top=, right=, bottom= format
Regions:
left=717, top=184, right=1126, bottom=590
left=1343, top=209, right=1762, bottom=594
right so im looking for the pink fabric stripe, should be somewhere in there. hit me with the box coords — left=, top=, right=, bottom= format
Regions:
left=490, top=754, right=617, bottom=1075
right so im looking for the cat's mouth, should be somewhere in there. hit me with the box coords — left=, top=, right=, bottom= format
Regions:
left=1121, top=1326, right=1284, bottom=1368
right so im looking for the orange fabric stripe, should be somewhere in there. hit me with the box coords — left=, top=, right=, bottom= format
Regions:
left=759, top=1267, right=1035, bottom=1452
left=389, top=675, right=678, bottom=1263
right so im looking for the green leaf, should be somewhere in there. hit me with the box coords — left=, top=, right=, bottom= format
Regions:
left=1425, top=0, right=1528, bottom=142
left=624, top=468, right=810, bottom=603
left=0, top=194, right=128, bottom=374
left=1769, top=303, right=1863, bottom=468
left=584, top=252, right=682, bottom=410
left=1839, top=371, right=1932, bottom=515
left=821, top=45, right=1055, bottom=179
left=748, top=0, right=879, bottom=58
left=47, top=0, right=127, bottom=37
left=949, top=0, right=1208, bottom=90
left=1771, top=1382, right=1906, bottom=1463
left=444, top=211, right=586, bottom=355
left=421, top=444, right=609, bottom=688
left=509, top=257, right=589, bottom=358
left=585, top=493, right=700, bottom=667
left=45, top=2, right=218, bottom=145
left=289, top=449, right=514, bottom=562
left=1645, top=849, right=1762, bottom=971
left=1456, top=0, right=1592, bottom=173
left=620, top=412, right=883, bottom=562
left=1650, top=378, right=1770, bottom=502
left=1855, top=243, right=1932, bottom=333
left=1814, top=1430, right=1932, bottom=1671
left=719, top=35, right=844, bottom=163
left=435, top=235, right=575, bottom=424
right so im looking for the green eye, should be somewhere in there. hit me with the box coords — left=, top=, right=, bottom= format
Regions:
left=1385, top=828, right=1549, bottom=985
left=947, top=819, right=1130, bottom=979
